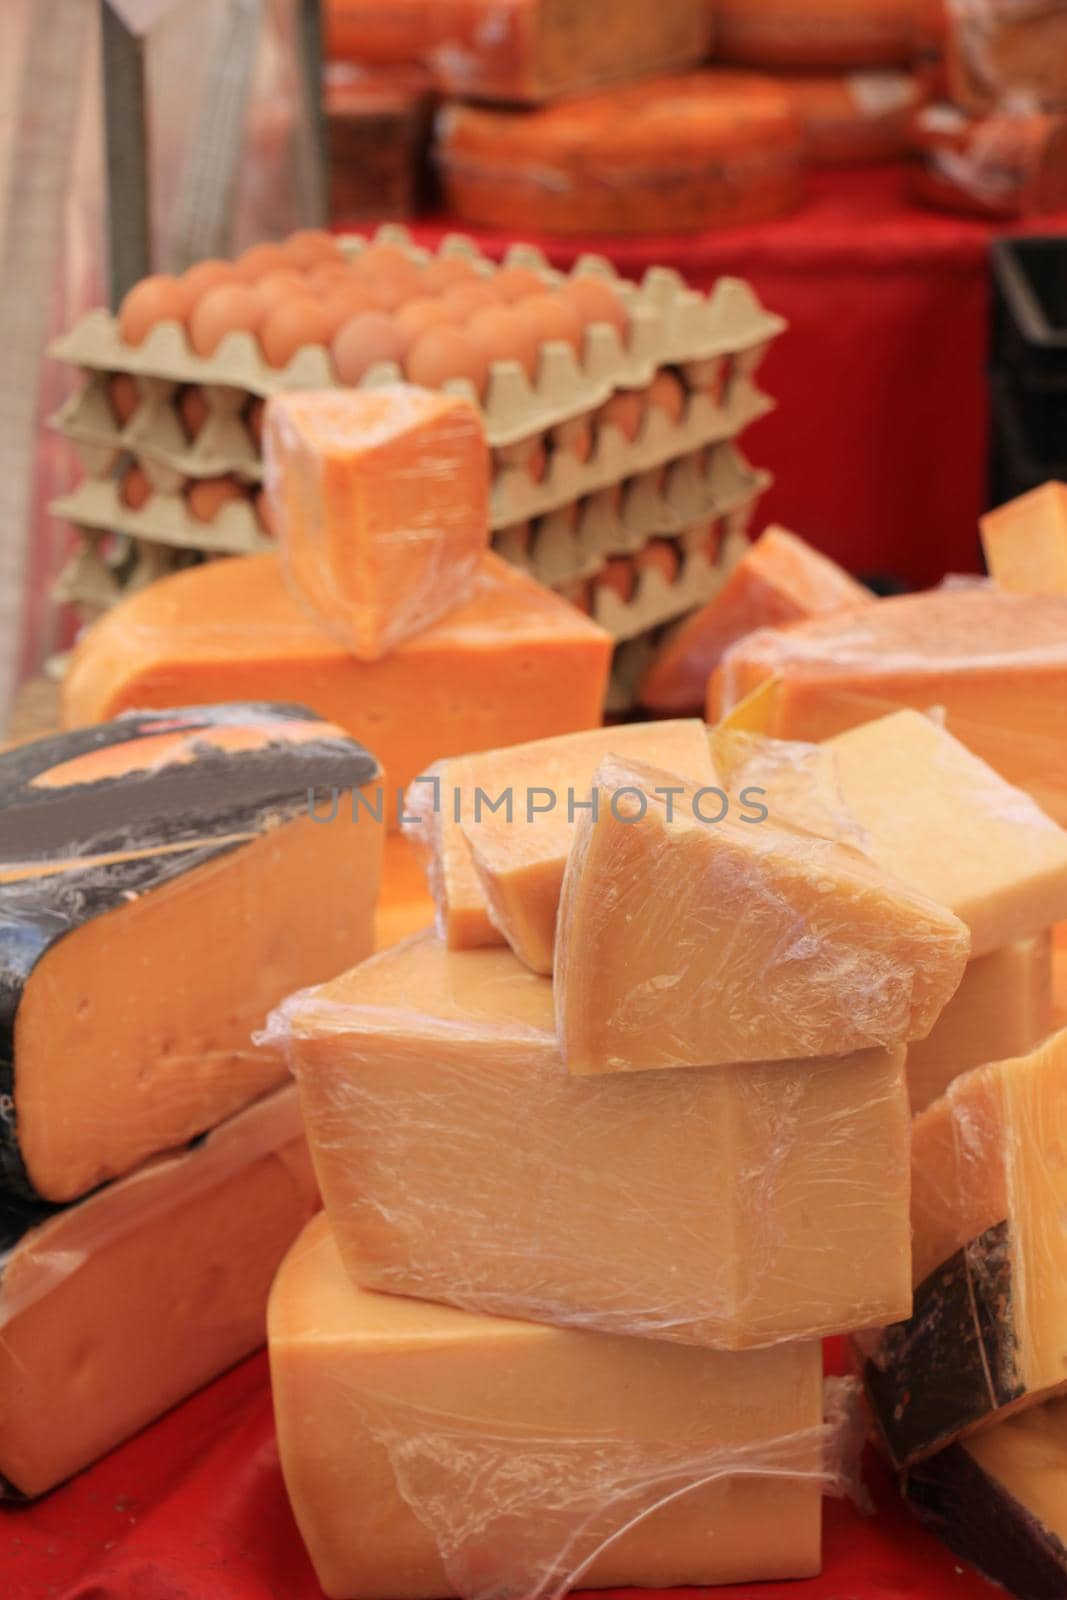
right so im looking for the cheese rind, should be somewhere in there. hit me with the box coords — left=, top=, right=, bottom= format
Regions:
left=0, top=1085, right=317, bottom=1498
left=269, top=1213, right=830, bottom=1600
left=980, top=482, right=1067, bottom=597
left=264, top=387, right=489, bottom=659
left=279, top=932, right=912, bottom=1349
left=0, top=703, right=382, bottom=1203
left=406, top=719, right=713, bottom=970
left=61, top=552, right=612, bottom=810
left=554, top=753, right=970, bottom=1075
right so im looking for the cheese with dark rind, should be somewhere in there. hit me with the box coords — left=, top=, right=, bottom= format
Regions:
left=0, top=1085, right=317, bottom=1498
left=0, top=703, right=382, bottom=1202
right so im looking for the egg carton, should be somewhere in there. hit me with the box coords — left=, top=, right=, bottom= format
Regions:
left=50, top=373, right=260, bottom=490
left=490, top=372, right=772, bottom=529
left=590, top=522, right=754, bottom=645
left=48, top=225, right=786, bottom=453
left=52, top=531, right=207, bottom=624
left=49, top=475, right=271, bottom=557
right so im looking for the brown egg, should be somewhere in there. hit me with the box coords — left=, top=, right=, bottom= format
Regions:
left=466, top=306, right=540, bottom=382
left=517, top=294, right=583, bottom=355
left=259, top=296, right=334, bottom=368
left=491, top=266, right=547, bottom=304
left=253, top=488, right=275, bottom=537
left=178, top=385, right=209, bottom=440
left=702, top=521, right=723, bottom=564
left=500, top=521, right=532, bottom=554
left=635, top=538, right=680, bottom=584
left=419, top=256, right=480, bottom=296
left=561, top=276, right=628, bottom=338
left=320, top=281, right=379, bottom=331
left=106, top=372, right=140, bottom=426
left=119, top=464, right=153, bottom=510
left=405, top=326, right=490, bottom=394
left=246, top=396, right=265, bottom=448
left=180, top=260, right=240, bottom=311
left=233, top=242, right=290, bottom=282
left=551, top=414, right=593, bottom=463
left=440, top=282, right=498, bottom=322
left=188, top=284, right=264, bottom=357
left=596, top=557, right=635, bottom=604
left=118, top=275, right=190, bottom=346
left=597, top=390, right=644, bottom=443
left=394, top=297, right=455, bottom=351
left=331, top=312, right=407, bottom=384
left=254, top=269, right=310, bottom=313
left=352, top=241, right=419, bottom=285
left=187, top=475, right=248, bottom=523
left=646, top=371, right=687, bottom=426
left=282, top=229, right=343, bottom=268
left=494, top=436, right=543, bottom=470
left=303, top=261, right=355, bottom=295
left=525, top=441, right=548, bottom=484
left=559, top=579, right=593, bottom=615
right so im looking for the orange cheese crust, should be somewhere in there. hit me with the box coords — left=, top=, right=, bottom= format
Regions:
left=715, top=0, right=919, bottom=70
left=780, top=71, right=923, bottom=165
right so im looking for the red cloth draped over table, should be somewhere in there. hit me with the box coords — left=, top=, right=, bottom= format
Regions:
left=411, top=165, right=1067, bottom=591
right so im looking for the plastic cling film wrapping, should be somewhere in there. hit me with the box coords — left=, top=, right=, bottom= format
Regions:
left=272, top=932, right=913, bottom=1349
left=942, top=0, right=1067, bottom=115
left=264, top=387, right=490, bottom=659
left=910, top=99, right=1067, bottom=216
left=270, top=1213, right=866, bottom=1600
left=861, top=1025, right=1067, bottom=1469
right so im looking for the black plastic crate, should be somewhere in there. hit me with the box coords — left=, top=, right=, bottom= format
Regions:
left=989, top=372, right=1066, bottom=509
left=991, top=235, right=1067, bottom=386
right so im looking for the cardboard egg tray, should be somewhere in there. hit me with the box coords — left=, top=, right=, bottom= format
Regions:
left=50, top=474, right=271, bottom=559
left=53, top=532, right=208, bottom=624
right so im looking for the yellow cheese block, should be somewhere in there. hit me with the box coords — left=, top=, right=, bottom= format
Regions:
left=907, top=936, right=1053, bottom=1114
left=264, top=386, right=489, bottom=659
left=405, top=719, right=714, bottom=970
left=269, top=1213, right=828, bottom=1600
left=0, top=1086, right=317, bottom=1498
left=863, top=1026, right=1067, bottom=1467
left=280, top=932, right=912, bottom=1350
left=555, top=753, right=970, bottom=1075
left=61, top=552, right=613, bottom=811
left=980, top=482, right=1067, bottom=597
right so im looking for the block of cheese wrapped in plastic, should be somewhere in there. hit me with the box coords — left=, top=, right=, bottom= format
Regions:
left=639, top=525, right=873, bottom=715
left=325, top=0, right=714, bottom=104
left=904, top=1393, right=1067, bottom=1599
left=273, top=933, right=912, bottom=1350
left=61, top=552, right=612, bottom=811
left=554, top=754, right=969, bottom=1076
left=715, top=0, right=918, bottom=69
left=0, top=703, right=381, bottom=1204
left=264, top=387, right=489, bottom=659
left=981, top=481, right=1067, bottom=596
left=270, top=1213, right=866, bottom=1600
left=0, top=1085, right=317, bottom=1498
left=402, top=719, right=714, bottom=969
left=938, top=0, right=1067, bottom=117
left=861, top=1025, right=1067, bottom=1469
left=710, top=587, right=1067, bottom=826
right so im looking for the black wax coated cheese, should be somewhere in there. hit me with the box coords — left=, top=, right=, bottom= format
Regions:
left=864, top=1220, right=1024, bottom=1469
left=0, top=703, right=380, bottom=1201
left=904, top=1442, right=1067, bottom=1600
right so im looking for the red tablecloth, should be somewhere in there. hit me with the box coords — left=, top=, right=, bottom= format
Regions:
left=412, top=167, right=1067, bottom=591
left=7, top=1344, right=1000, bottom=1600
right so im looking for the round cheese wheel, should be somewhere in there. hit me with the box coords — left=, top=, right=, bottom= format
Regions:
left=715, top=0, right=919, bottom=71
left=436, top=72, right=805, bottom=236
left=782, top=71, right=922, bottom=164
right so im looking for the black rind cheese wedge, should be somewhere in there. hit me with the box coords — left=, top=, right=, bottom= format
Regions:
left=0, top=703, right=382, bottom=1203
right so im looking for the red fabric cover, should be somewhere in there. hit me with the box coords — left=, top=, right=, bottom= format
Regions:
left=7, top=1343, right=999, bottom=1600
left=412, top=166, right=1067, bottom=590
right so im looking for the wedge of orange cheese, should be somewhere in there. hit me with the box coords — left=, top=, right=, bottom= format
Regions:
left=61, top=552, right=612, bottom=815
left=555, top=754, right=969, bottom=1076
left=264, top=387, right=489, bottom=659
left=0, top=703, right=381, bottom=1203
left=640, top=526, right=872, bottom=715
left=279, top=932, right=912, bottom=1350
left=980, top=481, right=1067, bottom=597
left=270, top=1215, right=836, bottom=1600
left=404, top=719, right=714, bottom=970
left=0, top=1085, right=317, bottom=1498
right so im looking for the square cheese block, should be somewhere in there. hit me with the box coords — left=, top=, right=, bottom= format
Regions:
left=862, top=1025, right=1067, bottom=1468
left=280, top=932, right=912, bottom=1349
left=639, top=526, right=872, bottom=715
left=60, top=551, right=612, bottom=814
left=264, top=387, right=489, bottom=659
left=708, top=587, right=1067, bottom=825
left=904, top=1395, right=1067, bottom=1600
left=0, top=703, right=381, bottom=1204
left=907, top=936, right=1053, bottom=1114
left=555, top=754, right=970, bottom=1075
left=269, top=1213, right=828, bottom=1600
left=981, top=482, right=1067, bottom=597
left=0, top=1085, right=317, bottom=1498
left=404, top=719, right=714, bottom=970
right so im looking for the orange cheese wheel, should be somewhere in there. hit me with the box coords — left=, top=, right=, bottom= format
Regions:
left=716, top=0, right=919, bottom=71
left=781, top=71, right=922, bottom=164
left=437, top=72, right=805, bottom=235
